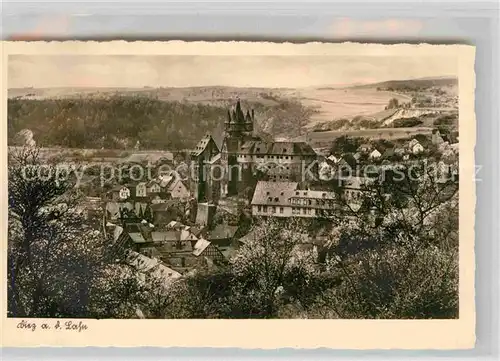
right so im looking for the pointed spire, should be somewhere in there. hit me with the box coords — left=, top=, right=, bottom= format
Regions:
left=235, top=99, right=244, bottom=123
left=226, top=109, right=231, bottom=123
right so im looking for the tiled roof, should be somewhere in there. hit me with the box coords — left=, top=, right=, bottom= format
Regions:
left=207, top=224, right=239, bottom=240
left=151, top=231, right=179, bottom=242
left=129, top=232, right=147, bottom=244
left=126, top=251, right=181, bottom=283
left=251, top=181, right=299, bottom=206
left=239, top=141, right=316, bottom=156
left=207, top=153, right=221, bottom=164
left=289, top=190, right=336, bottom=200
left=192, top=238, right=211, bottom=257
left=192, top=134, right=218, bottom=156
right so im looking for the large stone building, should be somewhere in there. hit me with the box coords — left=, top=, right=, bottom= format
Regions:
left=191, top=100, right=318, bottom=201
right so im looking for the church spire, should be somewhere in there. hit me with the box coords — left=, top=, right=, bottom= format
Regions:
left=235, top=99, right=245, bottom=123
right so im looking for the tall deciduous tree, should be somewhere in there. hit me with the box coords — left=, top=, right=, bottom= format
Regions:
left=7, top=146, right=143, bottom=318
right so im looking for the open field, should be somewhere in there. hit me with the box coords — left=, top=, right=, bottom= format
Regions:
left=294, top=127, right=434, bottom=147
left=280, top=88, right=411, bottom=126
left=9, top=85, right=411, bottom=127
left=9, top=77, right=458, bottom=147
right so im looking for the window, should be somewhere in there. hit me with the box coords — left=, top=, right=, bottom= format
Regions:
left=302, top=208, right=307, bottom=215
left=271, top=206, right=276, bottom=213
left=266, top=191, right=270, bottom=195
left=280, top=207, right=284, bottom=214
left=308, top=200, right=312, bottom=205
left=268, top=197, right=272, bottom=202
left=274, top=197, right=279, bottom=202
left=257, top=205, right=262, bottom=212
left=263, top=206, right=267, bottom=212
left=295, top=191, right=299, bottom=196
left=280, top=192, right=284, bottom=196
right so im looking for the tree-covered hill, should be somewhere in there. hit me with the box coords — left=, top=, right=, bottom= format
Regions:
left=8, top=96, right=228, bottom=150
left=8, top=94, right=316, bottom=150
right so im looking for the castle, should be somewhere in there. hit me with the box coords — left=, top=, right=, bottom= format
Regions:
left=190, top=100, right=318, bottom=203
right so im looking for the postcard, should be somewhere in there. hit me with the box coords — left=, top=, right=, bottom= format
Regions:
left=1, top=41, right=475, bottom=349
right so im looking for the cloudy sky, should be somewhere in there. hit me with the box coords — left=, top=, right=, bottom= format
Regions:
left=8, top=54, right=458, bottom=88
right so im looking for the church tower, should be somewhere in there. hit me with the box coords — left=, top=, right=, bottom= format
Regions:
left=224, top=99, right=254, bottom=139
left=221, top=99, right=256, bottom=197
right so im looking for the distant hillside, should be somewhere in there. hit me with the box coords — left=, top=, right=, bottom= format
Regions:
left=355, top=76, right=458, bottom=91
left=7, top=93, right=313, bottom=150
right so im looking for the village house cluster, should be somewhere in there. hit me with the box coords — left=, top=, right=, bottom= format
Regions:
left=89, top=100, right=459, bottom=282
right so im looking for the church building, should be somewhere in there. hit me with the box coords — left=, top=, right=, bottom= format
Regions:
left=190, top=100, right=318, bottom=202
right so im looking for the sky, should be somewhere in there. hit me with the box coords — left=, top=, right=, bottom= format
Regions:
left=8, top=54, right=458, bottom=89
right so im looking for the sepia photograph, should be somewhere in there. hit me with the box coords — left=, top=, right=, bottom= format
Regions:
left=1, top=41, right=476, bottom=348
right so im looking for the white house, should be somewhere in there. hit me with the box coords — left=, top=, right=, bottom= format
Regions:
left=369, top=149, right=382, bottom=159
left=119, top=186, right=131, bottom=200
left=136, top=182, right=147, bottom=198
left=327, top=154, right=338, bottom=163
left=167, top=178, right=190, bottom=199
left=408, top=139, right=424, bottom=154
left=147, top=180, right=161, bottom=194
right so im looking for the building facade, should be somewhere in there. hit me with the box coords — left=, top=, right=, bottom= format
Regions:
left=190, top=100, right=319, bottom=202
left=250, top=181, right=337, bottom=218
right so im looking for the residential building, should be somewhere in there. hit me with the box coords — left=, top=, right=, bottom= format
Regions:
left=250, top=181, right=337, bottom=218
left=190, top=133, right=221, bottom=204
left=407, top=139, right=424, bottom=154
left=369, top=149, right=382, bottom=159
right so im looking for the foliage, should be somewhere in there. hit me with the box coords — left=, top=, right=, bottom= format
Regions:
left=7, top=146, right=146, bottom=318
left=386, top=98, right=400, bottom=109
left=317, top=158, right=459, bottom=318
left=329, top=136, right=367, bottom=155
left=8, top=96, right=228, bottom=150
left=7, top=146, right=459, bottom=320
left=392, top=117, right=424, bottom=128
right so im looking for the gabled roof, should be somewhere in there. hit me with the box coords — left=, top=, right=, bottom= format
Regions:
left=251, top=181, right=299, bottom=206
left=146, top=180, right=160, bottom=187
left=191, top=134, right=219, bottom=157
left=207, top=224, right=239, bottom=240
left=192, top=238, right=211, bottom=257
